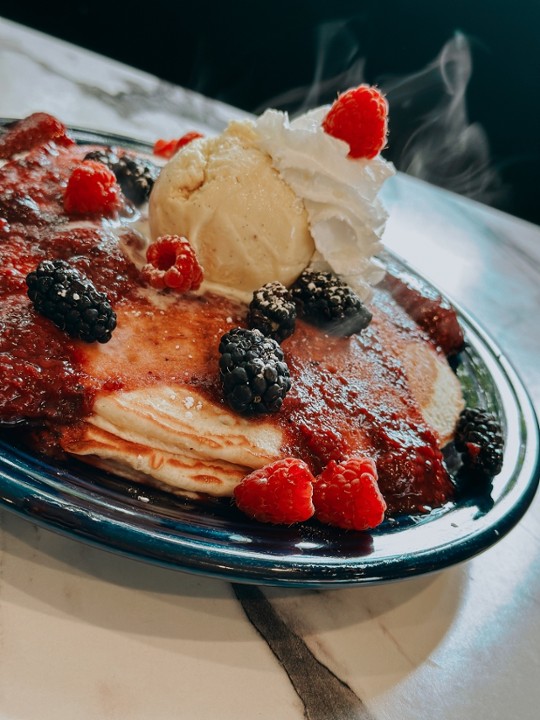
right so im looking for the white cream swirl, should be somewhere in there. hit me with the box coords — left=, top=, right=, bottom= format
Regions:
left=253, top=106, right=395, bottom=300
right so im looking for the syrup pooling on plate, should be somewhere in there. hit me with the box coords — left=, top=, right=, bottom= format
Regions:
left=0, top=100, right=485, bottom=528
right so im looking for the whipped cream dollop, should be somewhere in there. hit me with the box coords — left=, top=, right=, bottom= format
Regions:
left=253, top=107, right=395, bottom=300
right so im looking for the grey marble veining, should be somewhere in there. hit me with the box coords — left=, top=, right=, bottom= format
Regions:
left=1, top=15, right=540, bottom=720
left=0, top=17, right=248, bottom=140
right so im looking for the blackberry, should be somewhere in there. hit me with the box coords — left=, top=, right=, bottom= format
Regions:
left=84, top=149, right=159, bottom=205
left=455, top=408, right=504, bottom=476
left=26, top=259, right=117, bottom=343
left=291, top=270, right=372, bottom=336
left=83, top=148, right=119, bottom=168
left=247, top=281, right=296, bottom=342
left=113, top=155, right=159, bottom=205
left=219, top=328, right=291, bottom=414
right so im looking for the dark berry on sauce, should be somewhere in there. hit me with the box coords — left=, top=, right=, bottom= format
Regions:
left=291, top=269, right=372, bottom=336
left=83, top=149, right=159, bottom=205
left=83, top=148, right=120, bottom=168
left=218, top=328, right=291, bottom=414
left=455, top=407, right=504, bottom=476
left=247, top=281, right=296, bottom=342
left=26, top=259, right=117, bottom=343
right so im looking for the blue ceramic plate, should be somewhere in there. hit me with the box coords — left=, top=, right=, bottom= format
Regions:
left=0, top=128, right=539, bottom=587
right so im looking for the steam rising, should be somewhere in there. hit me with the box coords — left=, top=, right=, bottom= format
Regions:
left=260, top=28, right=503, bottom=206
left=254, top=20, right=366, bottom=116
left=380, top=33, right=503, bottom=205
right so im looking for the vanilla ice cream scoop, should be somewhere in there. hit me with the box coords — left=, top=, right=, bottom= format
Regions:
left=149, top=121, right=315, bottom=299
left=149, top=98, right=395, bottom=301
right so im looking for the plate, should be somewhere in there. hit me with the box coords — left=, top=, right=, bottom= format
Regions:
left=0, top=127, right=539, bottom=587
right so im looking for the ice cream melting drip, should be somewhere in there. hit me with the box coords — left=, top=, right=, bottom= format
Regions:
left=381, top=32, right=503, bottom=206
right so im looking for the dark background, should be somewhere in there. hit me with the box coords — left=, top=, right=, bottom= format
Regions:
left=2, top=1, right=539, bottom=224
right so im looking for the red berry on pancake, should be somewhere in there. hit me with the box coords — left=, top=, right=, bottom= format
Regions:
left=313, top=456, right=386, bottom=530
left=142, top=234, right=204, bottom=292
left=63, top=160, right=121, bottom=215
left=234, top=458, right=315, bottom=524
left=322, top=85, right=388, bottom=159
left=153, top=132, right=204, bottom=159
left=0, top=112, right=74, bottom=159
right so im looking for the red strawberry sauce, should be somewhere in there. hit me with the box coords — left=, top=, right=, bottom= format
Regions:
left=0, top=117, right=457, bottom=514
left=0, top=126, right=140, bottom=423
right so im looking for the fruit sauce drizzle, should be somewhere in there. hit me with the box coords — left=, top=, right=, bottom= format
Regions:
left=0, top=135, right=141, bottom=423
left=0, top=115, right=463, bottom=516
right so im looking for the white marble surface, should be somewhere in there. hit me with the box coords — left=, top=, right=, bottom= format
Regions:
left=1, top=17, right=540, bottom=720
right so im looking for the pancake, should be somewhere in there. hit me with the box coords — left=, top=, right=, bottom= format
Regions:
left=60, top=383, right=283, bottom=496
left=0, top=113, right=465, bottom=516
left=54, top=279, right=464, bottom=513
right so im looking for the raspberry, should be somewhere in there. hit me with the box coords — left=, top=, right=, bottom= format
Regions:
left=0, top=113, right=74, bottom=159
left=322, top=85, right=388, bottom=159
left=63, top=161, right=121, bottom=215
left=234, top=458, right=315, bottom=524
left=313, top=457, right=386, bottom=531
left=141, top=235, right=204, bottom=292
left=84, top=149, right=159, bottom=205
left=153, top=132, right=204, bottom=159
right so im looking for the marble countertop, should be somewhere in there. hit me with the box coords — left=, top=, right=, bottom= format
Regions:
left=1, top=17, right=539, bottom=720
